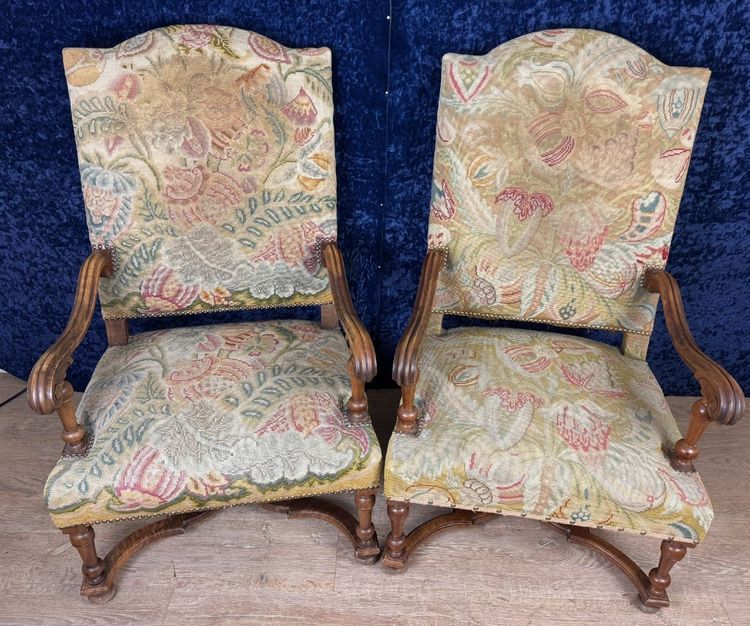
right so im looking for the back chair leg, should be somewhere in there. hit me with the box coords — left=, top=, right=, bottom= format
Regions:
left=383, top=499, right=410, bottom=568
left=354, top=488, right=380, bottom=562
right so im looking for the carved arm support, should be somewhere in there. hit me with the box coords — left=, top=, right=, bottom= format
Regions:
left=644, top=268, right=745, bottom=470
left=392, top=248, right=445, bottom=434
left=27, top=250, right=114, bottom=454
left=321, top=242, right=376, bottom=422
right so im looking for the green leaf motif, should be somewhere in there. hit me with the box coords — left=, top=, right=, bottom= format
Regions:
left=210, top=32, right=240, bottom=59
left=73, top=95, right=128, bottom=139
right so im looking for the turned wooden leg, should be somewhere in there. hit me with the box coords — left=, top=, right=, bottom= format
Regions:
left=57, top=382, right=88, bottom=455
left=346, top=359, right=369, bottom=423
left=395, top=384, right=418, bottom=434
left=354, top=489, right=380, bottom=562
left=64, top=525, right=107, bottom=588
left=641, top=539, right=687, bottom=609
left=384, top=499, right=410, bottom=568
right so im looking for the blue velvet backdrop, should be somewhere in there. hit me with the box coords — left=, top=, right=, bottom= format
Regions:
left=1, top=0, right=748, bottom=395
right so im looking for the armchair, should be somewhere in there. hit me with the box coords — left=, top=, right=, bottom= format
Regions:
left=29, top=25, right=381, bottom=602
left=382, top=29, right=744, bottom=612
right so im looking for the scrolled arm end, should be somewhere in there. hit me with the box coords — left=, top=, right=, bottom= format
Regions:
left=321, top=242, right=376, bottom=383
left=27, top=250, right=113, bottom=416
left=644, top=268, right=745, bottom=427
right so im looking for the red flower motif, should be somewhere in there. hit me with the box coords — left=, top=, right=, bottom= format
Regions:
left=282, top=88, right=318, bottom=125
left=111, top=72, right=140, bottom=100
left=504, top=344, right=551, bottom=372
left=167, top=356, right=255, bottom=403
left=179, top=25, right=216, bottom=49
left=114, top=447, right=186, bottom=510
left=187, top=470, right=230, bottom=498
left=496, top=187, right=554, bottom=221
left=248, top=33, right=291, bottom=63
left=555, top=405, right=611, bottom=453
left=141, top=265, right=200, bottom=313
left=162, top=165, right=243, bottom=227
left=482, top=387, right=543, bottom=410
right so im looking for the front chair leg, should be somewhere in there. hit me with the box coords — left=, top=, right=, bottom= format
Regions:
left=383, top=499, right=410, bottom=569
left=354, top=488, right=380, bottom=562
left=641, top=539, right=688, bottom=610
left=63, top=525, right=112, bottom=601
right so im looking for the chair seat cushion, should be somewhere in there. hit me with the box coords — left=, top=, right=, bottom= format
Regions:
left=384, top=327, right=712, bottom=543
left=45, top=320, right=381, bottom=528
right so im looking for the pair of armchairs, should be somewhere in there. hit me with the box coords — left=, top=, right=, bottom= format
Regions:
left=30, top=25, right=743, bottom=612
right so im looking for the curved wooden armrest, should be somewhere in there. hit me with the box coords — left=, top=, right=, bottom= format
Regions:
left=392, top=248, right=444, bottom=387
left=321, top=242, right=376, bottom=383
left=28, top=250, right=113, bottom=416
left=644, top=269, right=744, bottom=426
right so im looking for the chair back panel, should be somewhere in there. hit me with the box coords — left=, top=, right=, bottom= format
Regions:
left=64, top=25, right=337, bottom=319
left=428, top=29, right=709, bottom=335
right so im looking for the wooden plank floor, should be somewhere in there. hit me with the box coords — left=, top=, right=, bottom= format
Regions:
left=0, top=373, right=748, bottom=625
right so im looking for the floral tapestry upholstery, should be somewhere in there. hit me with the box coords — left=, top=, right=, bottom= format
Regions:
left=63, top=25, right=338, bottom=319
left=384, top=327, right=712, bottom=543
left=428, top=29, right=710, bottom=336
left=45, top=320, right=381, bottom=528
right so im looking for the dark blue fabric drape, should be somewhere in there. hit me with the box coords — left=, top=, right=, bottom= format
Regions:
left=1, top=0, right=748, bottom=395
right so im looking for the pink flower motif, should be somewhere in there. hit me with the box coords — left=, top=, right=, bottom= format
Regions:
left=282, top=88, right=318, bottom=125
left=247, top=33, right=291, bottom=63
left=179, top=25, right=216, bottom=49
left=294, top=127, right=315, bottom=146
left=559, top=213, right=608, bottom=272
left=496, top=187, right=554, bottom=221
left=555, top=405, right=611, bottom=453
left=504, top=344, right=551, bottom=372
left=197, top=333, right=223, bottom=353
left=221, top=330, right=280, bottom=355
left=180, top=117, right=210, bottom=159
left=141, top=265, right=200, bottom=313
left=288, top=323, right=324, bottom=342
left=84, top=185, right=122, bottom=223
left=187, top=470, right=230, bottom=498
left=114, top=447, right=186, bottom=510
left=167, top=355, right=255, bottom=403
left=111, top=72, right=140, bottom=99
left=162, top=165, right=243, bottom=227
left=481, top=387, right=543, bottom=410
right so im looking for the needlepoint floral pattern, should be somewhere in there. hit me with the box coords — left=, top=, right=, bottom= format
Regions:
left=63, top=25, right=339, bottom=318
left=384, top=327, right=713, bottom=543
left=427, top=29, right=710, bottom=337
left=45, top=320, right=381, bottom=528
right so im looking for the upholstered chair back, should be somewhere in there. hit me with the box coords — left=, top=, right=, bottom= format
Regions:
left=64, top=25, right=337, bottom=319
left=428, top=29, right=709, bottom=343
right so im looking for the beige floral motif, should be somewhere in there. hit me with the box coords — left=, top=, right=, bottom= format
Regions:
left=64, top=26, right=338, bottom=318
left=162, top=166, right=243, bottom=227
left=44, top=320, right=381, bottom=527
left=428, top=29, right=709, bottom=337
left=385, top=326, right=714, bottom=543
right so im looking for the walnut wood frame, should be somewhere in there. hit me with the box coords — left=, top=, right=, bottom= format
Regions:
left=643, top=269, right=745, bottom=471
left=385, top=256, right=745, bottom=610
left=28, top=243, right=380, bottom=601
